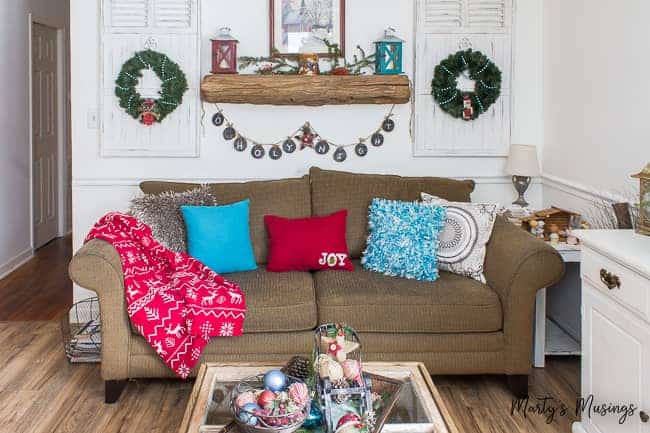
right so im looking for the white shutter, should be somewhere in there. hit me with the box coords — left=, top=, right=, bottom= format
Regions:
left=100, top=0, right=199, bottom=157
left=154, top=0, right=192, bottom=29
left=467, top=0, right=508, bottom=29
left=424, top=0, right=463, bottom=29
left=414, top=0, right=514, bottom=157
left=107, top=0, right=148, bottom=28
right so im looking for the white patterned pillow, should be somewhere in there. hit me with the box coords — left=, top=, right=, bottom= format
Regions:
left=421, top=192, right=498, bottom=283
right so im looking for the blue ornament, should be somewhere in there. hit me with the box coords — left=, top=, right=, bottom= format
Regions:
left=303, top=403, right=323, bottom=429
left=263, top=369, right=287, bottom=392
left=238, top=403, right=260, bottom=425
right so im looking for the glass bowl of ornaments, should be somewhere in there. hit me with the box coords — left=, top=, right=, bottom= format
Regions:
left=230, top=369, right=311, bottom=433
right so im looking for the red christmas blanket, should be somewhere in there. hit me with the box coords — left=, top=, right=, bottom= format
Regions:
left=86, top=213, right=246, bottom=378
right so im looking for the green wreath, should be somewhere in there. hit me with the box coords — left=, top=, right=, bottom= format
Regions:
left=115, top=50, right=188, bottom=126
left=431, top=49, right=502, bottom=121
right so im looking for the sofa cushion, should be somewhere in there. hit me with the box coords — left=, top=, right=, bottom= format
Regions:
left=140, top=176, right=311, bottom=264
left=314, top=260, right=502, bottom=333
left=310, top=168, right=405, bottom=258
left=309, top=168, right=476, bottom=258
left=226, top=268, right=317, bottom=333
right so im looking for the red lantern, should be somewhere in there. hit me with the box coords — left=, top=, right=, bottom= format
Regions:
left=211, top=27, right=239, bottom=74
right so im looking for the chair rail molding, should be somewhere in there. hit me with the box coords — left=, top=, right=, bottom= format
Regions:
left=542, top=173, right=631, bottom=205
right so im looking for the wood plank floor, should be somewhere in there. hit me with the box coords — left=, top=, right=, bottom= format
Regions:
left=0, top=321, right=580, bottom=433
left=0, top=236, right=72, bottom=321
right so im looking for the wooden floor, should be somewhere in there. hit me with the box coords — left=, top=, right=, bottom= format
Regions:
left=0, top=236, right=72, bottom=321
left=0, top=236, right=580, bottom=433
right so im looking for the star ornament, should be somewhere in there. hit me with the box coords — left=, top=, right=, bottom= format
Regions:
left=320, top=333, right=359, bottom=363
left=295, top=123, right=316, bottom=150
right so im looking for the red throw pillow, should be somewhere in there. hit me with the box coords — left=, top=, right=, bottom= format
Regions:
left=264, top=210, right=354, bottom=272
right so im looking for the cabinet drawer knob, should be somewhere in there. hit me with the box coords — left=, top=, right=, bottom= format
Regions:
left=641, top=411, right=649, bottom=423
left=600, top=268, right=621, bottom=290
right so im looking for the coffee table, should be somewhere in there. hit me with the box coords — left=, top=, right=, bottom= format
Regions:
left=178, top=362, right=458, bottom=433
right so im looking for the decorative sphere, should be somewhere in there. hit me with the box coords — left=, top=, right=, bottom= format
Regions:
left=288, top=382, right=310, bottom=407
left=303, top=403, right=323, bottom=429
left=257, top=389, right=276, bottom=409
left=238, top=403, right=260, bottom=425
left=341, top=359, right=361, bottom=382
left=336, top=412, right=362, bottom=430
left=263, top=370, right=287, bottom=392
left=235, top=391, right=256, bottom=409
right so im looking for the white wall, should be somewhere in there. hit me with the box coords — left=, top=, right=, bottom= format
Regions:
left=542, top=0, right=647, bottom=212
left=71, top=0, right=543, bottom=301
left=0, top=0, right=69, bottom=278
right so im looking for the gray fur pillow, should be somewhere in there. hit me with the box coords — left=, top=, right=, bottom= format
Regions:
left=128, top=186, right=217, bottom=253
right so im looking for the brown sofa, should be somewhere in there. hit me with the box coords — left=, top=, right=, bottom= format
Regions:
left=69, top=167, right=564, bottom=403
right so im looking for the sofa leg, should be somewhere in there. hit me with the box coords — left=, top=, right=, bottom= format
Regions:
left=105, top=380, right=127, bottom=404
left=506, top=375, right=529, bottom=398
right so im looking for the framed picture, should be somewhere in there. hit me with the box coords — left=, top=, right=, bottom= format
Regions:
left=270, top=0, right=345, bottom=57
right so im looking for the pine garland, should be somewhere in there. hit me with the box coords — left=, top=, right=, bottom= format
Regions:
left=431, top=49, right=502, bottom=120
left=115, top=50, right=188, bottom=124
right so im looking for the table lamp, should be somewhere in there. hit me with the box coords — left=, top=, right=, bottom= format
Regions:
left=505, top=144, right=540, bottom=208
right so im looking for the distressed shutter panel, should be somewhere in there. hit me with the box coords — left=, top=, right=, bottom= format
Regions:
left=154, top=0, right=192, bottom=29
left=467, top=0, right=508, bottom=29
left=107, top=0, right=148, bottom=28
left=424, top=0, right=464, bottom=29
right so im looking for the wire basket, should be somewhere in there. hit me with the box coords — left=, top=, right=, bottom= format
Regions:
left=230, top=374, right=310, bottom=433
left=60, top=297, right=101, bottom=363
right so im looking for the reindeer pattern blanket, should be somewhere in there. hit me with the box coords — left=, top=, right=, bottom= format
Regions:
left=86, top=213, right=246, bottom=378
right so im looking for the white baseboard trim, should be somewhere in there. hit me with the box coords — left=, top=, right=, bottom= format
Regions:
left=542, top=173, right=629, bottom=204
left=0, top=248, right=34, bottom=280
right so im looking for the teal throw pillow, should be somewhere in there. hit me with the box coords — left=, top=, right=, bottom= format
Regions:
left=362, top=198, right=447, bottom=282
left=181, top=200, right=257, bottom=274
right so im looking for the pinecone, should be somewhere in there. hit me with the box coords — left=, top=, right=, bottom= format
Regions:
left=282, top=356, right=311, bottom=381
left=332, top=378, right=350, bottom=404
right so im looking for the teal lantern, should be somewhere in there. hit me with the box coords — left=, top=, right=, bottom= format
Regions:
left=374, top=27, right=405, bottom=75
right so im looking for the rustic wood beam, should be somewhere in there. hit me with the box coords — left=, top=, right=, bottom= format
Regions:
left=200, top=75, right=411, bottom=106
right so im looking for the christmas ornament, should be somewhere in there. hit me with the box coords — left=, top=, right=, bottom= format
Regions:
left=303, top=403, right=323, bottom=429
left=333, top=147, right=347, bottom=162
left=332, top=378, right=351, bottom=404
left=212, top=111, right=225, bottom=127
left=355, top=143, right=368, bottom=157
left=209, top=104, right=396, bottom=162
left=282, top=356, right=312, bottom=381
left=235, top=391, right=257, bottom=409
left=337, top=413, right=363, bottom=430
left=382, top=118, right=395, bottom=132
left=431, top=49, right=502, bottom=121
left=321, top=330, right=360, bottom=362
left=263, top=370, right=287, bottom=392
left=238, top=403, right=260, bottom=425
left=234, top=136, right=247, bottom=152
left=269, top=145, right=283, bottom=160
left=287, top=382, right=310, bottom=408
left=316, top=354, right=344, bottom=381
left=283, top=138, right=297, bottom=153
left=257, top=389, right=277, bottom=409
left=251, top=144, right=265, bottom=159
left=462, top=94, right=474, bottom=121
left=223, top=126, right=237, bottom=140
left=315, top=140, right=330, bottom=155
left=115, top=50, right=188, bottom=126
left=139, top=99, right=160, bottom=126
left=341, top=359, right=362, bottom=384
left=371, top=132, right=384, bottom=147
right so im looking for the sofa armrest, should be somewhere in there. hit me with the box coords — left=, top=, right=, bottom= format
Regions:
left=68, top=239, right=131, bottom=380
left=484, top=216, right=565, bottom=374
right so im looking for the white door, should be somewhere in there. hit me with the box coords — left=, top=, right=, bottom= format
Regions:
left=581, top=284, right=650, bottom=433
left=32, top=23, right=59, bottom=248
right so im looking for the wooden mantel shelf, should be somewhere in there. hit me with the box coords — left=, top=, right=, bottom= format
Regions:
left=200, top=74, right=411, bottom=106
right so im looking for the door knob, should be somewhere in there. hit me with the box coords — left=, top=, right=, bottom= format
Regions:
left=600, top=268, right=621, bottom=290
left=641, top=411, right=649, bottom=423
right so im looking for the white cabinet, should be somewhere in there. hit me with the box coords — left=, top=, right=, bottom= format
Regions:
left=573, top=230, right=650, bottom=433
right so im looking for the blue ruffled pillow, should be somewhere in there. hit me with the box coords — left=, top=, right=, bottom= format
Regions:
left=361, top=198, right=447, bottom=282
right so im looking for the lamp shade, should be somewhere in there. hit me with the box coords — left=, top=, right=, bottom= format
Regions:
left=505, top=144, right=540, bottom=177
